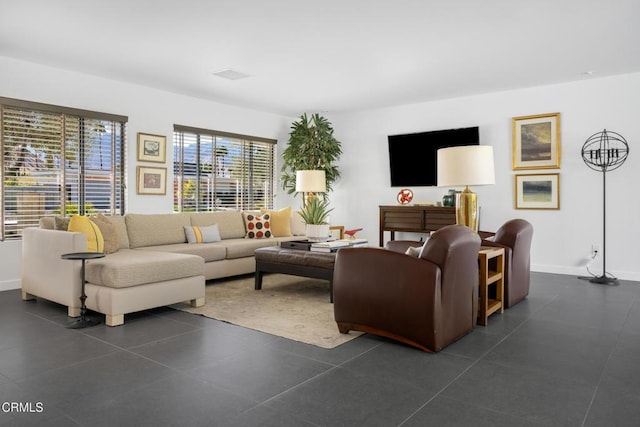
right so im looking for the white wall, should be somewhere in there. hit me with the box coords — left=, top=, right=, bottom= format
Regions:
left=0, top=56, right=295, bottom=290
left=2, top=55, right=639, bottom=289
left=327, top=73, right=640, bottom=281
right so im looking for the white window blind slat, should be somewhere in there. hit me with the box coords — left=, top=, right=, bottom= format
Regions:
left=173, top=127, right=275, bottom=212
left=1, top=102, right=126, bottom=240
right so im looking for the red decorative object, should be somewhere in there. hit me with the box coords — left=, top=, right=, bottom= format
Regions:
left=397, top=189, right=414, bottom=205
left=344, top=228, right=363, bottom=238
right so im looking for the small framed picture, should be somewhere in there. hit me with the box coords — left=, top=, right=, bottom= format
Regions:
left=329, top=225, right=344, bottom=240
left=137, top=166, right=167, bottom=195
left=512, top=112, right=560, bottom=170
left=137, top=132, right=166, bottom=163
left=515, top=173, right=560, bottom=210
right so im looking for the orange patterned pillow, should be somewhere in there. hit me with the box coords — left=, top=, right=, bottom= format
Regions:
left=243, top=213, right=272, bottom=239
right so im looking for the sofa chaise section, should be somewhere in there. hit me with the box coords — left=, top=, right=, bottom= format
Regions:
left=84, top=249, right=205, bottom=326
left=21, top=227, right=205, bottom=326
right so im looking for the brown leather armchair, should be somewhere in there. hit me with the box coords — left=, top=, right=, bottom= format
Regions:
left=333, top=225, right=481, bottom=352
left=481, top=219, right=533, bottom=308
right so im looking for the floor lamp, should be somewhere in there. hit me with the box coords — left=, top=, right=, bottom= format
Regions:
left=580, top=129, right=629, bottom=284
left=437, top=146, right=495, bottom=232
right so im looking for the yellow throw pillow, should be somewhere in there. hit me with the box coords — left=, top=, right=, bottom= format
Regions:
left=68, top=215, right=105, bottom=253
left=260, top=207, right=292, bottom=237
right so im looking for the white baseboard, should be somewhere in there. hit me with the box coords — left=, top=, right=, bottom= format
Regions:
left=532, top=264, right=640, bottom=282
left=0, top=279, right=20, bottom=292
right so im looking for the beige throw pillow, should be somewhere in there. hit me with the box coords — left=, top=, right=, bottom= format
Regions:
left=91, top=214, right=120, bottom=254
left=54, top=216, right=71, bottom=230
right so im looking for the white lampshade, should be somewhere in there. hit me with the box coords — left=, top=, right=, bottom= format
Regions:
left=295, top=170, right=326, bottom=193
left=437, top=146, right=495, bottom=187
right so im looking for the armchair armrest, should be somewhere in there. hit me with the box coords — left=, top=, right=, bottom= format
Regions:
left=21, top=227, right=88, bottom=316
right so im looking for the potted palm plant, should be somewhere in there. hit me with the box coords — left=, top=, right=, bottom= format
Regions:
left=298, top=197, right=333, bottom=242
left=281, top=113, right=342, bottom=195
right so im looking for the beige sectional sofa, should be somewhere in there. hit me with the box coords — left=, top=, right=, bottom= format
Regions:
left=21, top=210, right=303, bottom=326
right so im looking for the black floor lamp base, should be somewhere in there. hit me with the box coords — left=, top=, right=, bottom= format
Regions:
left=67, top=316, right=101, bottom=329
left=578, top=275, right=618, bottom=285
left=589, top=275, right=618, bottom=285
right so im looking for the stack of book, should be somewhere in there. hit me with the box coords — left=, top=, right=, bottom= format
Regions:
left=310, top=238, right=369, bottom=253
left=342, top=238, right=368, bottom=247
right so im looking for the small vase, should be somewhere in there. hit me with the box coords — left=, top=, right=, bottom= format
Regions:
left=442, top=189, right=457, bottom=207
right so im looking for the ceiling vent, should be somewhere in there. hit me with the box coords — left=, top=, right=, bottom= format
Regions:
left=211, top=69, right=251, bottom=81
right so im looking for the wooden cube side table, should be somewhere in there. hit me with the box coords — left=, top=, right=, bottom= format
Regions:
left=477, top=246, right=504, bottom=326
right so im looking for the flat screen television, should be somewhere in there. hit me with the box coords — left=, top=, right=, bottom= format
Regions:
left=388, top=126, right=479, bottom=187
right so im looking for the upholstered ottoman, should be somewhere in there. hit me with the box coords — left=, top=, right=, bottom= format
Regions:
left=254, top=246, right=336, bottom=302
left=84, top=249, right=205, bottom=326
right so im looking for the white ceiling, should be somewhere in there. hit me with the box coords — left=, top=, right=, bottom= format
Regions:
left=1, top=0, right=639, bottom=116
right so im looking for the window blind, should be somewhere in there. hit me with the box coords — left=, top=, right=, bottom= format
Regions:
left=0, top=97, right=127, bottom=240
left=173, top=125, right=275, bottom=212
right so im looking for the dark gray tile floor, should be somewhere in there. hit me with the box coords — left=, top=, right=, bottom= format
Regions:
left=1, top=272, right=639, bottom=426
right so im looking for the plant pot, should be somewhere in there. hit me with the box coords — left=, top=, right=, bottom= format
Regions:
left=306, top=224, right=330, bottom=242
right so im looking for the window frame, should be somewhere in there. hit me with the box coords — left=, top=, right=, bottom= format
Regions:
left=173, top=124, right=276, bottom=213
left=0, top=97, right=127, bottom=240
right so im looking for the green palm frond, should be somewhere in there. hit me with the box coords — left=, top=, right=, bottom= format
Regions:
left=281, top=113, right=342, bottom=195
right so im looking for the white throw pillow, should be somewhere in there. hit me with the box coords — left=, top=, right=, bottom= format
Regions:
left=405, top=246, right=422, bottom=257
left=184, top=224, right=221, bottom=244
left=404, top=239, right=430, bottom=258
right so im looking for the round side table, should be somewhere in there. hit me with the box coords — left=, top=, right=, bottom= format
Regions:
left=61, top=252, right=105, bottom=329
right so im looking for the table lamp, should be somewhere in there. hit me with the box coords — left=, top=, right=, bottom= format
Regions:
left=437, top=146, right=495, bottom=231
left=295, top=170, right=326, bottom=207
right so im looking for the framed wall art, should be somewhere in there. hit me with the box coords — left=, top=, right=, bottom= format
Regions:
left=137, top=166, right=167, bottom=195
left=137, top=132, right=166, bottom=163
left=515, top=173, right=560, bottom=210
left=329, top=225, right=345, bottom=240
left=512, top=112, right=560, bottom=170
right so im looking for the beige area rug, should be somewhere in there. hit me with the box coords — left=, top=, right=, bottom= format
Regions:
left=172, top=274, right=363, bottom=349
